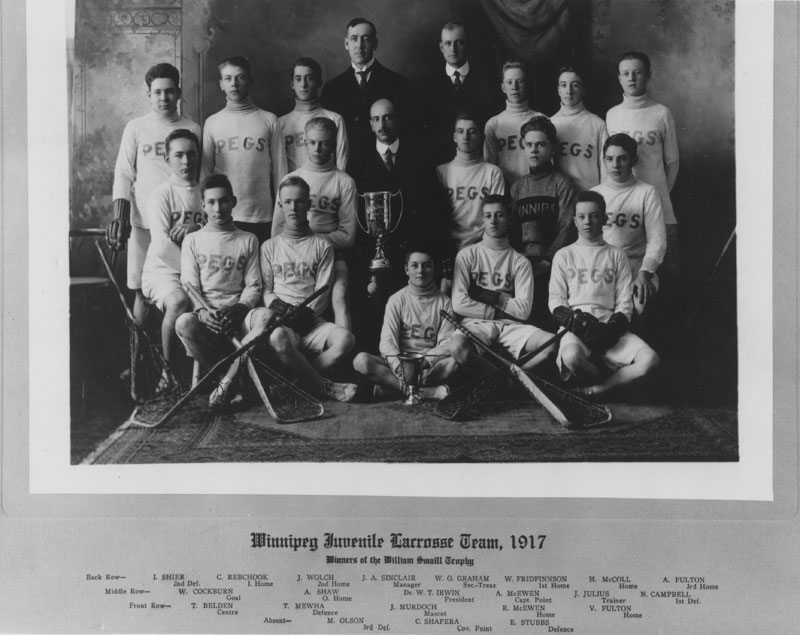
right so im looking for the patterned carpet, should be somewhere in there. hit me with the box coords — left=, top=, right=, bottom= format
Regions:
left=83, top=391, right=738, bottom=464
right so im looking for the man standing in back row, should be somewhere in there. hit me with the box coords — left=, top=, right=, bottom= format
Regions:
left=321, top=17, right=410, bottom=173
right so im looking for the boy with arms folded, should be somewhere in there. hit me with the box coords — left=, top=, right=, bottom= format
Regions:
left=549, top=191, right=659, bottom=397
left=107, top=63, right=201, bottom=325
left=450, top=195, right=556, bottom=377
left=202, top=56, right=286, bottom=244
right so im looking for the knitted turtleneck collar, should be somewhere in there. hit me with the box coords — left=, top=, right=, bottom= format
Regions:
left=505, top=100, right=533, bottom=114
left=407, top=281, right=438, bottom=296
left=303, top=158, right=336, bottom=172
left=150, top=109, right=182, bottom=122
left=204, top=220, right=236, bottom=233
left=557, top=102, right=586, bottom=116
left=453, top=151, right=482, bottom=166
left=224, top=96, right=257, bottom=113
left=282, top=222, right=312, bottom=239
left=605, top=173, right=637, bottom=189
left=293, top=100, right=321, bottom=112
left=621, top=93, right=651, bottom=109
left=482, top=235, right=510, bottom=250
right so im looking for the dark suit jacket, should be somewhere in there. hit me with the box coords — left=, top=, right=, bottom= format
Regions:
left=351, top=138, right=449, bottom=292
left=421, top=63, right=502, bottom=166
left=321, top=60, right=410, bottom=171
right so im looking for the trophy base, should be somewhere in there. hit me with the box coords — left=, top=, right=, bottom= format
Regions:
left=369, top=258, right=391, bottom=270
left=402, top=390, right=421, bottom=406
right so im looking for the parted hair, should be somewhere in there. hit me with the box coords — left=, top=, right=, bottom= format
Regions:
left=614, top=51, right=651, bottom=75
left=500, top=59, right=526, bottom=81
left=278, top=175, right=311, bottom=198
left=346, top=17, right=376, bottom=37
left=603, top=133, right=638, bottom=159
left=218, top=56, right=252, bottom=77
left=304, top=116, right=338, bottom=138
left=482, top=193, right=511, bottom=210
left=453, top=111, right=483, bottom=132
left=292, top=56, right=322, bottom=80
left=164, top=128, right=199, bottom=153
left=576, top=190, right=606, bottom=214
left=201, top=174, right=234, bottom=198
left=145, top=63, right=180, bottom=88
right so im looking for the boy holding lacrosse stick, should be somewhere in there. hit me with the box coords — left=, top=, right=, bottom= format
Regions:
left=549, top=191, right=660, bottom=397
left=260, top=175, right=358, bottom=402
left=176, top=174, right=268, bottom=408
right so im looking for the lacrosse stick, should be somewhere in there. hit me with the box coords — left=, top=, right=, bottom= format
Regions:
left=434, top=328, right=567, bottom=420
left=186, top=284, right=325, bottom=425
left=128, top=285, right=329, bottom=428
left=439, top=311, right=612, bottom=429
left=95, top=241, right=181, bottom=402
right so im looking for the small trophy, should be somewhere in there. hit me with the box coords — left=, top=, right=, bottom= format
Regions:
left=356, top=190, right=403, bottom=298
left=396, top=352, right=425, bottom=405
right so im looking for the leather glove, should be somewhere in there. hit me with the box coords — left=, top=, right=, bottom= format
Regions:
left=105, top=199, right=131, bottom=251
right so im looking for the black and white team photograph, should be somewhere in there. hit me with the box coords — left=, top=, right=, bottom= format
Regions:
left=66, top=0, right=738, bottom=466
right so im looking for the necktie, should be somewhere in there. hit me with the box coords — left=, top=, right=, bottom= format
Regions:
left=383, top=149, right=394, bottom=173
left=357, top=70, right=367, bottom=90
left=453, top=70, right=462, bottom=89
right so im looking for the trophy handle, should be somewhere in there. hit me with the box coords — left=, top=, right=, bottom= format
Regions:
left=355, top=192, right=371, bottom=234
left=389, top=190, right=404, bottom=234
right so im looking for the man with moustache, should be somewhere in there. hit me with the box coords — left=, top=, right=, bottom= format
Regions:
left=321, top=17, right=410, bottom=172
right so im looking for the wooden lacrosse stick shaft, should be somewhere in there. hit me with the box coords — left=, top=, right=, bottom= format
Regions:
left=440, top=311, right=571, bottom=427
left=147, top=285, right=328, bottom=427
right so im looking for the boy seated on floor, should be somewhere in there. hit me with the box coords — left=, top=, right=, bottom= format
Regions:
left=260, top=175, right=358, bottom=402
left=549, top=191, right=659, bottom=398
left=353, top=243, right=458, bottom=400
left=176, top=174, right=268, bottom=408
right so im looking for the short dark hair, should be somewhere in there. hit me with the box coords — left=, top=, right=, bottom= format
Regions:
left=614, top=51, right=651, bottom=75
left=404, top=241, right=437, bottom=264
left=576, top=190, right=606, bottom=214
left=305, top=116, right=338, bottom=138
left=278, top=175, right=311, bottom=198
left=482, top=194, right=511, bottom=210
left=453, top=111, right=483, bottom=132
left=291, top=57, right=322, bottom=81
left=145, top=63, right=180, bottom=89
left=557, top=65, right=584, bottom=82
left=520, top=115, right=557, bottom=146
left=164, top=128, right=199, bottom=154
left=603, top=133, right=638, bottom=159
left=346, top=17, right=376, bottom=38
left=202, top=173, right=234, bottom=198
left=218, top=56, right=252, bottom=77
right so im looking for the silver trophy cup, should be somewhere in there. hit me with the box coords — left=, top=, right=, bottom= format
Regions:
left=356, top=190, right=403, bottom=297
left=396, top=352, right=425, bottom=405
